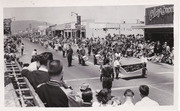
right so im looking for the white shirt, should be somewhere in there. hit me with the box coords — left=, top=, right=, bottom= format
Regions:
left=21, top=44, right=24, bottom=49
left=120, top=101, right=134, bottom=107
left=32, top=51, right=37, bottom=56
left=141, top=56, right=148, bottom=63
left=27, top=62, right=38, bottom=71
left=114, top=60, right=121, bottom=67
left=38, top=67, right=48, bottom=72
left=135, top=97, right=159, bottom=106
left=115, top=53, right=121, bottom=58
left=92, top=102, right=112, bottom=107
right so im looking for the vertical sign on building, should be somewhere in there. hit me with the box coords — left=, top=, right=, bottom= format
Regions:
left=77, top=16, right=81, bottom=25
left=76, top=16, right=81, bottom=38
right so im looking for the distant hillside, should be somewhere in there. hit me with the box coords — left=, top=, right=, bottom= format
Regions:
left=11, top=20, right=52, bottom=33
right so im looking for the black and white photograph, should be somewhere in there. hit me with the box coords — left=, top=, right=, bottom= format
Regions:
left=2, top=0, right=179, bottom=111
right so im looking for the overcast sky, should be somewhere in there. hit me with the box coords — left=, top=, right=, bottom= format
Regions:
left=4, top=6, right=150, bottom=24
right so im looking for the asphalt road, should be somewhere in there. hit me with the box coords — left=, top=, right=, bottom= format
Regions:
left=17, top=38, right=174, bottom=105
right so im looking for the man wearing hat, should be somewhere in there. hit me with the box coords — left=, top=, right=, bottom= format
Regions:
left=79, top=83, right=92, bottom=92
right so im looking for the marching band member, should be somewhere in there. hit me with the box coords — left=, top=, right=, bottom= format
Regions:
left=77, top=46, right=82, bottom=64
left=114, top=50, right=121, bottom=60
left=54, top=42, right=59, bottom=52
left=63, top=42, right=68, bottom=58
left=92, top=46, right=98, bottom=65
left=32, top=49, right=37, bottom=56
left=113, top=57, right=121, bottom=79
left=80, top=45, right=86, bottom=66
left=141, top=53, right=147, bottom=76
left=87, top=41, right=92, bottom=56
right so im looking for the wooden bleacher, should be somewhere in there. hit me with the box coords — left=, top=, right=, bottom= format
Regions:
left=4, top=60, right=44, bottom=107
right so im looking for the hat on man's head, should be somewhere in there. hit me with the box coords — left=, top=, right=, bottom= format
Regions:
left=96, top=88, right=108, bottom=97
left=80, top=83, right=89, bottom=91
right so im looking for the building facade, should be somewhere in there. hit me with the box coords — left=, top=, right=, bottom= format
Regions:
left=133, top=5, right=174, bottom=47
left=54, top=19, right=144, bottom=39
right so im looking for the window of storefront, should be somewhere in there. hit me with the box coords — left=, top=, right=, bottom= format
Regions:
left=81, top=32, right=86, bottom=38
left=65, top=32, right=67, bottom=38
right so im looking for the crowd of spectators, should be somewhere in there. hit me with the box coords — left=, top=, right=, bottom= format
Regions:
left=20, top=50, right=159, bottom=107
left=4, top=34, right=164, bottom=107
left=4, top=33, right=172, bottom=107
left=4, top=35, right=21, bottom=63
left=83, top=34, right=174, bottom=65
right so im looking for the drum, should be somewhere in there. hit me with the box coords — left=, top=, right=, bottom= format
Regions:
left=82, top=55, right=89, bottom=62
left=95, top=54, right=101, bottom=58
left=98, top=56, right=104, bottom=63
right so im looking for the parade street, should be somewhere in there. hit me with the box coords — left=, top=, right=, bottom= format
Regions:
left=17, top=38, right=174, bottom=105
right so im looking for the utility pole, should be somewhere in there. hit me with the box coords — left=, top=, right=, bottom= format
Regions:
left=119, top=24, right=121, bottom=36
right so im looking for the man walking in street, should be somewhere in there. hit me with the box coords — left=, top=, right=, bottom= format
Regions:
left=21, top=43, right=24, bottom=56
left=67, top=44, right=73, bottom=67
left=100, top=59, right=114, bottom=100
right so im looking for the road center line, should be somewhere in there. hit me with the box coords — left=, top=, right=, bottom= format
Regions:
left=64, top=71, right=173, bottom=82
left=156, top=72, right=173, bottom=74
left=65, top=77, right=100, bottom=82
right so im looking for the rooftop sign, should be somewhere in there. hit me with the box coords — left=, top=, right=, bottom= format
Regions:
left=145, top=5, right=173, bottom=25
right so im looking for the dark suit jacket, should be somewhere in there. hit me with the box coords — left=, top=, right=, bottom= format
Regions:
left=36, top=81, right=69, bottom=107
left=21, top=69, right=50, bottom=89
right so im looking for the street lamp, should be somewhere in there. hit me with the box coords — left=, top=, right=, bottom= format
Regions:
left=71, top=12, right=78, bottom=16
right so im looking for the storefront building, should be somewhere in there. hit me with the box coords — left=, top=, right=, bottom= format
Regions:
left=54, top=19, right=144, bottom=39
left=133, top=5, right=174, bottom=47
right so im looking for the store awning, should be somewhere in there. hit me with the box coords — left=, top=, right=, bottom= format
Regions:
left=132, top=24, right=173, bottom=29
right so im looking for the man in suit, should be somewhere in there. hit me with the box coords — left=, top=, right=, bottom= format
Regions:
left=21, top=52, right=53, bottom=90
left=36, top=60, right=69, bottom=107
left=36, top=60, right=89, bottom=107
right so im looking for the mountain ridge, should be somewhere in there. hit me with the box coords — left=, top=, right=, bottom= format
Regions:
left=11, top=20, right=52, bottom=34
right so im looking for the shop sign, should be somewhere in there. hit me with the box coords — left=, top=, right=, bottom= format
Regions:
left=145, top=5, right=173, bottom=25
left=65, top=23, right=71, bottom=29
left=121, top=63, right=144, bottom=72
